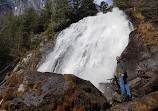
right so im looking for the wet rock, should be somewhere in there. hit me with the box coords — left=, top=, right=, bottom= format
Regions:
left=0, top=83, right=5, bottom=100
left=109, top=91, right=158, bottom=111
left=139, top=72, right=158, bottom=94
left=13, top=50, right=41, bottom=73
left=99, top=77, right=142, bottom=105
left=99, top=83, right=122, bottom=104
left=99, top=73, right=158, bottom=104
left=1, top=72, right=110, bottom=111
left=128, top=77, right=141, bottom=88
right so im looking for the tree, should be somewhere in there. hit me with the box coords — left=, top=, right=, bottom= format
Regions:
left=19, top=8, right=40, bottom=50
left=112, top=0, right=129, bottom=9
left=45, top=0, right=98, bottom=33
left=20, top=8, right=40, bottom=34
left=99, top=1, right=108, bottom=13
left=69, top=0, right=98, bottom=22
left=40, top=2, right=53, bottom=31
left=78, top=0, right=98, bottom=18
left=48, top=0, right=73, bottom=32
left=0, top=12, right=19, bottom=69
left=0, top=7, right=46, bottom=71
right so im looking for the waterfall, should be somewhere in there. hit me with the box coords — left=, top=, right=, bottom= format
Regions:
left=37, top=8, right=133, bottom=87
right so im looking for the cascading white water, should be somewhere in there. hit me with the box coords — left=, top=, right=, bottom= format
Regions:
left=37, top=8, right=133, bottom=87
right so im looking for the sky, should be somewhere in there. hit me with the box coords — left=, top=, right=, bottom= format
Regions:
left=94, top=0, right=113, bottom=6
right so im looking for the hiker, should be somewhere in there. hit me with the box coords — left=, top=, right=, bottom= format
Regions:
left=115, top=56, right=131, bottom=96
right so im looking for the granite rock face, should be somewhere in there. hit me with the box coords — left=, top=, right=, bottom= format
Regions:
left=121, top=0, right=158, bottom=81
left=121, top=30, right=158, bottom=80
left=13, top=0, right=52, bottom=15
left=0, top=0, right=52, bottom=18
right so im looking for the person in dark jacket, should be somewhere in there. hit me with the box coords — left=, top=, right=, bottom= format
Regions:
left=115, top=56, right=131, bottom=95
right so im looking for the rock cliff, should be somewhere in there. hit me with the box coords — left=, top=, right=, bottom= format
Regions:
left=0, top=0, right=52, bottom=18
left=121, top=0, right=158, bottom=81
left=0, top=0, right=13, bottom=18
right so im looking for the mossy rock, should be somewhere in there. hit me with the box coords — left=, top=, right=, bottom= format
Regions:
left=1, top=72, right=110, bottom=111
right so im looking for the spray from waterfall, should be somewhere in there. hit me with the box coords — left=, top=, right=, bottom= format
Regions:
left=37, top=8, right=133, bottom=87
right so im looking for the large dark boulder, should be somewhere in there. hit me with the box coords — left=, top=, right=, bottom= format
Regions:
left=120, top=29, right=158, bottom=97
left=121, top=30, right=158, bottom=81
left=1, top=71, right=110, bottom=111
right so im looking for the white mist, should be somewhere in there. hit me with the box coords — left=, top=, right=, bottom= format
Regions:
left=37, top=8, right=133, bottom=87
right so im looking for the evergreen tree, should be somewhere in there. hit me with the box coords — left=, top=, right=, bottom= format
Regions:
left=0, top=12, right=18, bottom=69
left=19, top=8, right=40, bottom=50
left=47, top=0, right=98, bottom=32
left=78, top=0, right=98, bottom=18
left=48, top=0, right=73, bottom=32
left=70, top=0, right=98, bottom=22
left=40, top=2, right=53, bottom=31
left=20, top=8, right=39, bottom=34
left=99, top=1, right=108, bottom=13
left=113, top=0, right=129, bottom=9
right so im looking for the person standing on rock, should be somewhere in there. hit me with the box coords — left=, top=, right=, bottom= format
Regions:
left=115, top=56, right=131, bottom=96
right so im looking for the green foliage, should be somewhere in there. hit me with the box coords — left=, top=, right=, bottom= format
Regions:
left=70, top=0, right=97, bottom=22
left=78, top=0, right=98, bottom=18
left=0, top=3, right=53, bottom=70
left=47, top=0, right=73, bottom=32
left=47, top=0, right=98, bottom=32
left=0, top=12, right=19, bottom=69
left=40, top=2, right=53, bottom=31
left=0, top=8, right=42, bottom=70
left=113, top=0, right=129, bottom=9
